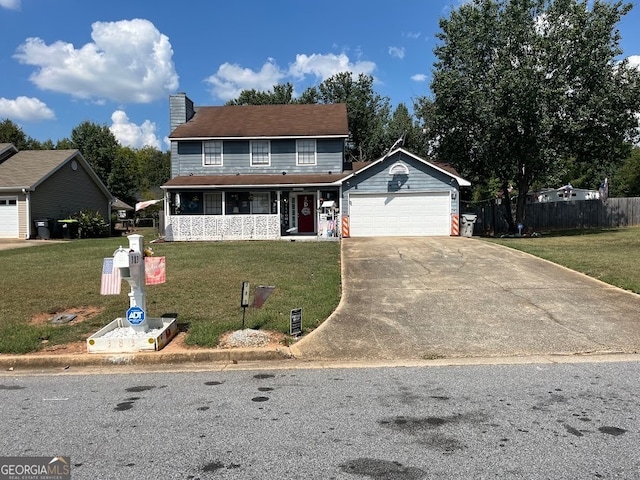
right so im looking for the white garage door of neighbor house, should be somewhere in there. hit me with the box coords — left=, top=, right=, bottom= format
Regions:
left=349, top=192, right=451, bottom=237
left=0, top=197, right=19, bottom=238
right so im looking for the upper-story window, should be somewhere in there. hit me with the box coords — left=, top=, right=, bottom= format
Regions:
left=296, top=139, right=317, bottom=166
left=203, top=140, right=223, bottom=166
left=250, top=140, right=270, bottom=166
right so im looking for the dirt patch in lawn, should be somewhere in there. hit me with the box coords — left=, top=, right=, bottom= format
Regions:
left=29, top=306, right=104, bottom=356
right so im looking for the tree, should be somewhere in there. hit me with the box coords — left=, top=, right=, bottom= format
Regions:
left=0, top=119, right=29, bottom=150
left=136, top=146, right=170, bottom=195
left=308, top=73, right=391, bottom=162
left=71, top=121, right=119, bottom=182
left=612, top=146, right=640, bottom=197
left=386, top=103, right=428, bottom=158
left=428, top=0, right=640, bottom=231
left=226, top=83, right=297, bottom=105
left=107, top=147, right=138, bottom=207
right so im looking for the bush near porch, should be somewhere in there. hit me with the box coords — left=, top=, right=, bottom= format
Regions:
left=0, top=234, right=340, bottom=354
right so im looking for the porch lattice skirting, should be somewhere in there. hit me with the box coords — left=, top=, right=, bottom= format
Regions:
left=165, top=214, right=280, bottom=241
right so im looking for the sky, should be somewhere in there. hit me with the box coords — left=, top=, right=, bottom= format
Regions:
left=1, top=0, right=639, bottom=151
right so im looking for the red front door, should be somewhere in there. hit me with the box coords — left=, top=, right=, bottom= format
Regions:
left=297, top=195, right=315, bottom=233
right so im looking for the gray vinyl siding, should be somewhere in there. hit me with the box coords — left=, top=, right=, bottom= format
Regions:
left=341, top=154, right=458, bottom=217
left=30, top=161, right=110, bottom=220
left=171, top=138, right=344, bottom=177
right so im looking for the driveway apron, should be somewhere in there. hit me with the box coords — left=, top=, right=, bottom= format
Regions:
left=293, top=237, right=640, bottom=360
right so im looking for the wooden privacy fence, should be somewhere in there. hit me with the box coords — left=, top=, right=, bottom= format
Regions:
left=462, top=197, right=640, bottom=235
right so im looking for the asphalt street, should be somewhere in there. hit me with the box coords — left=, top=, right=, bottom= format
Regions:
left=1, top=361, right=638, bottom=479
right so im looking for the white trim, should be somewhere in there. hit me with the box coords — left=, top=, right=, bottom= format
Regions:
left=388, top=161, right=409, bottom=175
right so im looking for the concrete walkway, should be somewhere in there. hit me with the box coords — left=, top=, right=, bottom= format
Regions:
left=292, top=237, right=640, bottom=361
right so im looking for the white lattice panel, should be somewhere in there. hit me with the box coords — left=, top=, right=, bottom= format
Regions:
left=165, top=215, right=280, bottom=241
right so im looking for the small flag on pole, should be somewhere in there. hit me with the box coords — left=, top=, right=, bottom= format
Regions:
left=145, top=256, right=166, bottom=285
left=100, top=258, right=121, bottom=295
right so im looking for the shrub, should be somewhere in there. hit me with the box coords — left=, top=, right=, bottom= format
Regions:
left=72, top=209, right=110, bottom=238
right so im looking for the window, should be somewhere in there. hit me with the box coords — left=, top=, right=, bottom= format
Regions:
left=250, top=140, right=270, bottom=166
left=203, top=141, right=222, bottom=166
left=251, top=193, right=270, bottom=214
left=297, top=139, right=316, bottom=165
left=204, top=192, right=222, bottom=215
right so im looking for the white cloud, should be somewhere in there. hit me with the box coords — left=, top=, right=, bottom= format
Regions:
left=411, top=74, right=428, bottom=82
left=388, top=46, right=406, bottom=59
left=0, top=96, right=55, bottom=121
left=628, top=55, right=640, bottom=69
left=109, top=110, right=161, bottom=149
left=288, top=53, right=376, bottom=80
left=0, top=0, right=20, bottom=10
left=405, top=32, right=421, bottom=40
left=14, top=19, right=179, bottom=103
left=205, top=59, right=285, bottom=101
left=206, top=53, right=377, bottom=102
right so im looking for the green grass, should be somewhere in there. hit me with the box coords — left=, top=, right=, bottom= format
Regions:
left=0, top=235, right=340, bottom=354
left=483, top=227, right=640, bottom=294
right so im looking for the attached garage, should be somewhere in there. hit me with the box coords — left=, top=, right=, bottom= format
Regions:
left=349, top=192, right=451, bottom=237
left=0, top=197, right=19, bottom=238
left=340, top=148, right=470, bottom=238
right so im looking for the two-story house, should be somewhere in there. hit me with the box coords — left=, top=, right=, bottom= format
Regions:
left=163, top=93, right=470, bottom=241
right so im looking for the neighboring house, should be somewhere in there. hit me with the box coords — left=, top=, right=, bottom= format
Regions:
left=528, top=184, right=601, bottom=203
left=163, top=93, right=470, bottom=241
left=0, top=143, right=113, bottom=239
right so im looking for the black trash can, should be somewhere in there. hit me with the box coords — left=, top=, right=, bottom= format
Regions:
left=58, top=219, right=79, bottom=239
left=34, top=218, right=53, bottom=239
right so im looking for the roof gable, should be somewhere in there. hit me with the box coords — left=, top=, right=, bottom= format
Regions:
left=170, top=103, right=349, bottom=139
left=0, top=149, right=112, bottom=198
left=341, top=148, right=471, bottom=187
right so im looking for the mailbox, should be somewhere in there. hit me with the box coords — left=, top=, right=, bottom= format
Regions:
left=113, top=247, right=131, bottom=278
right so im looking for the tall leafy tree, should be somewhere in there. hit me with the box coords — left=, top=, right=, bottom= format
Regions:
left=108, top=147, right=138, bottom=207
left=226, top=83, right=297, bottom=105
left=71, top=121, right=119, bottom=182
left=0, top=119, right=29, bottom=150
left=386, top=103, right=428, bottom=158
left=428, top=0, right=640, bottom=231
left=307, top=73, right=391, bottom=162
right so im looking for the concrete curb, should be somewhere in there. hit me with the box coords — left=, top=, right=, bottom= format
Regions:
left=0, top=346, right=294, bottom=370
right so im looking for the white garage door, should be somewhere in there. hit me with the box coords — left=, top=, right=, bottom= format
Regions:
left=349, top=192, right=451, bottom=237
left=0, top=197, right=19, bottom=238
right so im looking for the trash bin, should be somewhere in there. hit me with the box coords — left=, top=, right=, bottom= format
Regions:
left=34, top=218, right=53, bottom=239
left=57, top=219, right=79, bottom=239
left=461, top=214, right=477, bottom=237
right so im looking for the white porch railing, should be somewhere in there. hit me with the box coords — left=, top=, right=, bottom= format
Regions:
left=165, top=214, right=281, bottom=241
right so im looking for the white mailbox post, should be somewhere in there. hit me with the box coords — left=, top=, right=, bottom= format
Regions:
left=113, top=234, right=147, bottom=333
left=87, top=233, right=178, bottom=353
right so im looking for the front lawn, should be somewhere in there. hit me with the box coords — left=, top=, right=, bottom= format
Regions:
left=483, top=227, right=640, bottom=294
left=0, top=236, right=341, bottom=354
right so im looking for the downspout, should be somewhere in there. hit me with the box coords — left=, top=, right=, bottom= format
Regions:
left=22, top=188, right=30, bottom=239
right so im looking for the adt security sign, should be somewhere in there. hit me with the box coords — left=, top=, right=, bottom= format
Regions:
left=126, top=306, right=145, bottom=325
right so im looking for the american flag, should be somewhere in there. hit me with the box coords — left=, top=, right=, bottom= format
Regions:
left=100, top=258, right=121, bottom=295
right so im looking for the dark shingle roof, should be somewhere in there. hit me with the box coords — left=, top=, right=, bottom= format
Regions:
left=0, top=149, right=78, bottom=189
left=163, top=172, right=349, bottom=188
left=170, top=103, right=349, bottom=139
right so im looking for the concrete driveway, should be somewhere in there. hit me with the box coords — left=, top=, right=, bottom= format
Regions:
left=292, top=237, right=640, bottom=361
